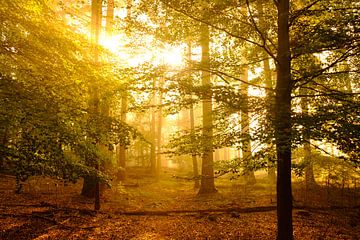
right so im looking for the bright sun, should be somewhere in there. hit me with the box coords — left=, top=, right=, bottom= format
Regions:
left=100, top=34, right=184, bottom=68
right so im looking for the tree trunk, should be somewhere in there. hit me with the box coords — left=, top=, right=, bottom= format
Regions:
left=300, top=88, right=315, bottom=188
left=81, top=175, right=97, bottom=197
left=198, top=23, right=217, bottom=194
left=187, top=43, right=200, bottom=188
left=118, top=95, right=127, bottom=171
left=264, top=58, right=276, bottom=184
left=256, top=0, right=276, bottom=184
left=156, top=79, right=163, bottom=179
left=105, top=0, right=114, bottom=37
left=81, top=0, right=102, bottom=211
left=150, top=89, right=157, bottom=175
left=240, top=66, right=256, bottom=185
left=117, top=0, right=131, bottom=174
left=0, top=127, right=8, bottom=170
left=190, top=93, right=200, bottom=188
left=275, top=0, right=293, bottom=239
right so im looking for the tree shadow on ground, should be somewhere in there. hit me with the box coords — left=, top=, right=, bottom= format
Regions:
left=0, top=218, right=53, bottom=240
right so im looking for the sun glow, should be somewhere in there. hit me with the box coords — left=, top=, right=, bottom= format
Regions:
left=100, top=33, right=184, bottom=68
left=153, top=44, right=185, bottom=67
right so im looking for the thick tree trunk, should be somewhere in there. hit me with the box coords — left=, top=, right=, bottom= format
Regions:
left=81, top=176, right=97, bottom=197
left=275, top=0, right=293, bottom=239
left=81, top=0, right=102, bottom=211
left=198, top=23, right=217, bottom=194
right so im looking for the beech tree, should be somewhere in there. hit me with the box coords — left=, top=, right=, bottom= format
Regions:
left=2, top=0, right=358, bottom=238
left=0, top=0, right=108, bottom=191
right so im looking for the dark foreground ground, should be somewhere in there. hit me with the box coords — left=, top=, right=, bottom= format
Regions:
left=0, top=172, right=359, bottom=240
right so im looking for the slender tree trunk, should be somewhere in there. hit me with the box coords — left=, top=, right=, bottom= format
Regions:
left=0, top=127, right=8, bottom=170
left=105, top=0, right=114, bottom=37
left=264, top=59, right=276, bottom=184
left=300, top=88, right=315, bottom=188
left=275, top=0, right=293, bottom=239
left=214, top=149, right=220, bottom=161
left=187, top=43, right=200, bottom=188
left=118, top=0, right=131, bottom=174
left=118, top=95, right=127, bottom=170
left=240, top=66, right=256, bottom=184
left=198, top=23, right=217, bottom=194
left=156, top=79, right=163, bottom=179
left=256, top=0, right=276, bottom=184
left=190, top=96, right=200, bottom=188
left=126, top=0, right=132, bottom=19
left=150, top=89, right=156, bottom=175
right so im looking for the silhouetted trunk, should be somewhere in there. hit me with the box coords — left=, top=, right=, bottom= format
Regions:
left=93, top=0, right=102, bottom=212
left=275, top=0, right=293, bottom=239
left=80, top=0, right=102, bottom=211
left=198, top=23, right=217, bottom=194
left=240, top=66, right=256, bottom=184
left=81, top=175, right=97, bottom=197
left=0, top=127, right=7, bottom=170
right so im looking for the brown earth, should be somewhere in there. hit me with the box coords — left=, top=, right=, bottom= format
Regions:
left=0, top=172, right=359, bottom=240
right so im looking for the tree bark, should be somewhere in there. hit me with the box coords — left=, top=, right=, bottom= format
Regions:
left=190, top=98, right=200, bottom=188
left=105, top=0, right=114, bottom=37
left=81, top=175, right=97, bottom=198
left=156, top=79, right=163, bottom=179
left=118, top=95, right=127, bottom=171
left=300, top=88, right=315, bottom=188
left=150, top=88, right=157, bottom=175
left=80, top=0, right=102, bottom=210
left=264, top=59, right=276, bottom=184
left=187, top=43, right=200, bottom=188
left=198, top=23, right=217, bottom=194
left=275, top=0, right=293, bottom=239
left=240, top=66, right=256, bottom=184
left=91, top=0, right=102, bottom=212
left=0, top=127, right=8, bottom=170
left=117, top=0, right=131, bottom=174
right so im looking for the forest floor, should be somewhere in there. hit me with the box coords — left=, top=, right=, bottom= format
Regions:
left=0, top=170, right=359, bottom=240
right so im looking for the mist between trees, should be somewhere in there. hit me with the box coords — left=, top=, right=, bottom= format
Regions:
left=0, top=0, right=359, bottom=240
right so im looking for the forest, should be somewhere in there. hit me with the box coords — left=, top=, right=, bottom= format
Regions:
left=0, top=0, right=359, bottom=239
